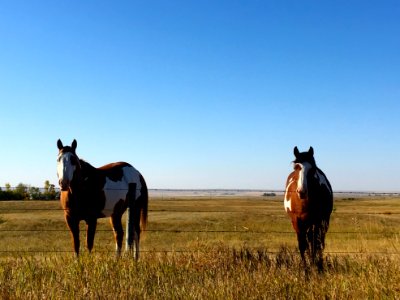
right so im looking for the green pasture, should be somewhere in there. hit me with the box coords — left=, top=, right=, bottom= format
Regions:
left=0, top=195, right=399, bottom=299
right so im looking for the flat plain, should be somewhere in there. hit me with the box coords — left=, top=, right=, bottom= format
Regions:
left=0, top=194, right=399, bottom=299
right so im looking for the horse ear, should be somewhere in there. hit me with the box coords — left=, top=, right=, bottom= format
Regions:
left=294, top=146, right=300, bottom=158
left=71, top=139, right=77, bottom=151
left=309, top=146, right=314, bottom=156
left=57, top=139, right=63, bottom=150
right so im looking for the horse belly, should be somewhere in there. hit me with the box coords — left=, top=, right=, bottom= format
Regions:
left=102, top=166, right=142, bottom=217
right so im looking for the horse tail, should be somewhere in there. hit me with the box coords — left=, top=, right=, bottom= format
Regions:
left=138, top=174, right=148, bottom=232
left=125, top=174, right=148, bottom=253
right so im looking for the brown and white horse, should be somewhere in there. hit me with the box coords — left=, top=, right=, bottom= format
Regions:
left=284, top=146, right=333, bottom=270
left=56, top=139, right=148, bottom=259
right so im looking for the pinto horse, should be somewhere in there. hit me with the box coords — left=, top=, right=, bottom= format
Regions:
left=56, top=139, right=148, bottom=259
left=284, top=146, right=333, bottom=270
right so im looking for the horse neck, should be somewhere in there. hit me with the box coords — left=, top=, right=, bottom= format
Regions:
left=305, top=165, right=317, bottom=182
left=306, top=166, right=328, bottom=198
left=76, top=160, right=98, bottom=187
left=79, top=159, right=96, bottom=175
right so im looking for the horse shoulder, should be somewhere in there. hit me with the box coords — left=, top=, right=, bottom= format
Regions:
left=285, top=171, right=297, bottom=187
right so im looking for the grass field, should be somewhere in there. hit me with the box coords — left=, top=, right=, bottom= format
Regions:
left=0, top=195, right=399, bottom=299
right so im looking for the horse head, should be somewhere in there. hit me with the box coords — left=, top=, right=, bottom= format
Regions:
left=57, top=139, right=81, bottom=191
left=293, top=146, right=316, bottom=200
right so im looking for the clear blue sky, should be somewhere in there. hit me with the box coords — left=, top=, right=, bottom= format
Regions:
left=0, top=1, right=399, bottom=191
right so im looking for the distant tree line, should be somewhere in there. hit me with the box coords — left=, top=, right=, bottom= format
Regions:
left=0, top=181, right=59, bottom=200
left=262, top=192, right=277, bottom=197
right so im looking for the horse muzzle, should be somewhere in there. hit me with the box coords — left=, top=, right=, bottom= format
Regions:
left=59, top=179, right=70, bottom=191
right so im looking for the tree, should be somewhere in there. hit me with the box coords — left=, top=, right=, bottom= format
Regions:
left=29, top=186, right=42, bottom=200
left=0, top=183, right=14, bottom=200
left=43, top=180, right=58, bottom=200
left=14, top=183, right=29, bottom=200
left=0, top=181, right=59, bottom=201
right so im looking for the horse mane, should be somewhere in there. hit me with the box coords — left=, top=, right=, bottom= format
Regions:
left=79, top=159, right=94, bottom=169
left=78, top=159, right=97, bottom=178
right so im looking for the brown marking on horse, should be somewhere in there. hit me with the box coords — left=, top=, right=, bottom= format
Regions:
left=99, top=162, right=132, bottom=181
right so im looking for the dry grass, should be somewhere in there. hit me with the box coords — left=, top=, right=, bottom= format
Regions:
left=0, top=247, right=399, bottom=299
left=0, top=195, right=399, bottom=299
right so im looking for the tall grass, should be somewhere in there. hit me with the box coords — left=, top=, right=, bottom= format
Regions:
left=0, top=246, right=399, bottom=299
left=0, top=195, right=399, bottom=298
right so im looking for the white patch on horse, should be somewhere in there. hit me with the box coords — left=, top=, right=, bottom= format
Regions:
left=284, top=177, right=295, bottom=212
left=102, top=166, right=142, bottom=216
left=284, top=197, right=291, bottom=212
left=297, top=162, right=312, bottom=195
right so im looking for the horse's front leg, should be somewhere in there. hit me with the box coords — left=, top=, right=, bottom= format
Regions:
left=65, top=214, right=80, bottom=256
left=297, top=231, right=308, bottom=262
left=86, top=219, right=97, bottom=253
left=295, top=218, right=309, bottom=263
left=313, top=223, right=327, bottom=272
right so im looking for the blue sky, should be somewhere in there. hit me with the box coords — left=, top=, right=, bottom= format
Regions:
left=0, top=1, right=399, bottom=191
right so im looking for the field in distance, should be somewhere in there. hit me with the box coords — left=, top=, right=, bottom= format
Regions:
left=0, top=194, right=399, bottom=255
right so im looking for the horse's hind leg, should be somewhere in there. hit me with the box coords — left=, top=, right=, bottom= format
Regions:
left=110, top=215, right=124, bottom=257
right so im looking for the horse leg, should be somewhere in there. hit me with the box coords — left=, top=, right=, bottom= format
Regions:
left=297, top=231, right=308, bottom=265
left=65, top=215, right=80, bottom=256
left=86, top=219, right=97, bottom=253
left=298, top=232, right=308, bottom=261
left=307, top=226, right=316, bottom=264
left=295, top=218, right=309, bottom=263
left=314, top=223, right=327, bottom=272
left=110, top=215, right=124, bottom=257
left=297, top=229, right=313, bottom=278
